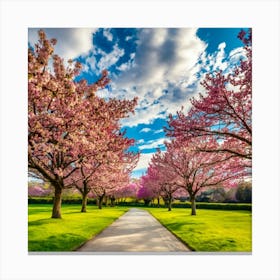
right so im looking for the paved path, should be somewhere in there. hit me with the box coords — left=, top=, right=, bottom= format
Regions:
left=76, top=208, right=190, bottom=252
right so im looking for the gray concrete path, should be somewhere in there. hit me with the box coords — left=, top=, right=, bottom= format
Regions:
left=76, top=208, right=190, bottom=252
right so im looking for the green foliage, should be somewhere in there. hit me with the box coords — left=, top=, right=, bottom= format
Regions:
left=28, top=204, right=128, bottom=251
left=29, top=196, right=252, bottom=211
left=28, top=197, right=97, bottom=204
left=173, top=202, right=252, bottom=211
left=147, top=208, right=252, bottom=252
left=196, top=187, right=227, bottom=202
left=236, top=182, right=252, bottom=203
left=116, top=200, right=252, bottom=211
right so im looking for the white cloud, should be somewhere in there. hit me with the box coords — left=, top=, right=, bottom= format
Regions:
left=137, top=139, right=145, bottom=144
left=197, top=43, right=246, bottom=80
left=139, top=127, right=152, bottom=133
left=28, top=28, right=97, bottom=60
left=117, top=63, right=129, bottom=71
left=97, top=44, right=125, bottom=70
left=116, top=53, right=135, bottom=72
left=229, top=47, right=247, bottom=64
left=125, top=36, right=133, bottom=41
left=103, top=28, right=113, bottom=41
left=121, top=101, right=166, bottom=127
left=117, top=28, right=207, bottom=86
left=84, top=55, right=97, bottom=72
left=138, top=138, right=167, bottom=150
left=114, top=28, right=207, bottom=127
left=134, top=152, right=154, bottom=171
left=213, top=42, right=227, bottom=71
left=116, top=60, right=134, bottom=71
left=153, top=129, right=163, bottom=134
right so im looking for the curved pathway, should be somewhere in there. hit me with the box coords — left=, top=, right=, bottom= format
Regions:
left=76, top=208, right=190, bottom=252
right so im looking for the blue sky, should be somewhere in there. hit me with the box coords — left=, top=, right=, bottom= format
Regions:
left=28, top=27, right=248, bottom=178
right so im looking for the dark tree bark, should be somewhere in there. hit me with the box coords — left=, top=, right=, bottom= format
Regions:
left=104, top=196, right=108, bottom=206
left=167, top=196, right=172, bottom=211
left=98, top=193, right=105, bottom=209
left=81, top=192, right=88, bottom=213
left=110, top=196, right=115, bottom=207
left=52, top=186, right=62, bottom=218
left=190, top=196, right=196, bottom=215
left=144, top=199, right=151, bottom=206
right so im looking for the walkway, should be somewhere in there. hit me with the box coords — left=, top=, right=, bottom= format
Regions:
left=76, top=208, right=190, bottom=252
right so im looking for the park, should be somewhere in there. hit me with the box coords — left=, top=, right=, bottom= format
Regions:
left=28, top=203, right=251, bottom=252
left=28, top=28, right=252, bottom=253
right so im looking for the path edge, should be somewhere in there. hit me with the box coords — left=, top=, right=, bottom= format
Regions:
left=73, top=207, right=130, bottom=251
left=145, top=208, right=195, bottom=252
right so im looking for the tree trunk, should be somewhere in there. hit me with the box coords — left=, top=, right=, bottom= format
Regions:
left=190, top=196, right=196, bottom=215
left=81, top=193, right=88, bottom=213
left=163, top=198, right=168, bottom=208
left=168, top=197, right=172, bottom=211
left=98, top=194, right=105, bottom=209
left=110, top=196, right=115, bottom=207
left=157, top=197, right=160, bottom=207
left=144, top=199, right=151, bottom=206
left=52, top=187, right=62, bottom=218
left=104, top=196, right=108, bottom=206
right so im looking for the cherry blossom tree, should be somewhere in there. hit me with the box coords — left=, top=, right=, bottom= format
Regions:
left=141, top=166, right=162, bottom=207
left=68, top=135, right=138, bottom=212
left=67, top=161, right=100, bottom=212
left=90, top=151, right=139, bottom=209
left=149, top=151, right=181, bottom=211
left=142, top=138, right=247, bottom=215
left=160, top=138, right=247, bottom=215
left=137, top=184, right=154, bottom=206
left=107, top=154, right=139, bottom=205
left=167, top=29, right=252, bottom=168
left=28, top=184, right=52, bottom=197
left=91, top=167, right=123, bottom=209
left=28, top=30, right=137, bottom=218
left=115, top=181, right=140, bottom=203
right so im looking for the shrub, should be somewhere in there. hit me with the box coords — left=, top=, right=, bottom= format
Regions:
left=28, top=197, right=97, bottom=205
left=153, top=201, right=251, bottom=211
left=236, top=183, right=252, bottom=203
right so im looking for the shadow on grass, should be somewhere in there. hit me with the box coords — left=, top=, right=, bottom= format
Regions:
left=28, top=207, right=51, bottom=215
left=203, top=237, right=237, bottom=251
left=28, top=218, right=56, bottom=226
left=29, top=233, right=85, bottom=252
left=164, top=221, right=205, bottom=231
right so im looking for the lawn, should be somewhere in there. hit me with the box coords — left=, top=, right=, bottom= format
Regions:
left=28, top=204, right=128, bottom=252
left=146, top=208, right=252, bottom=252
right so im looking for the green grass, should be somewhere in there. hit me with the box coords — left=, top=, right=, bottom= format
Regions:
left=28, top=204, right=128, bottom=252
left=146, top=208, right=252, bottom=252
left=29, top=204, right=252, bottom=252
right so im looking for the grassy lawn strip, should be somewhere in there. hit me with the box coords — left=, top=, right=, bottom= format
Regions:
left=146, top=208, right=252, bottom=252
left=28, top=204, right=128, bottom=252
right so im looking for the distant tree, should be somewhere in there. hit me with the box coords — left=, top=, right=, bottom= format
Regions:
left=235, top=181, right=252, bottom=203
left=90, top=152, right=138, bottom=209
left=153, top=138, right=247, bottom=215
left=116, top=181, right=140, bottom=202
left=208, top=187, right=227, bottom=202
left=141, top=166, right=162, bottom=207
left=150, top=151, right=181, bottom=211
left=28, top=184, right=52, bottom=197
left=136, top=185, right=152, bottom=206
